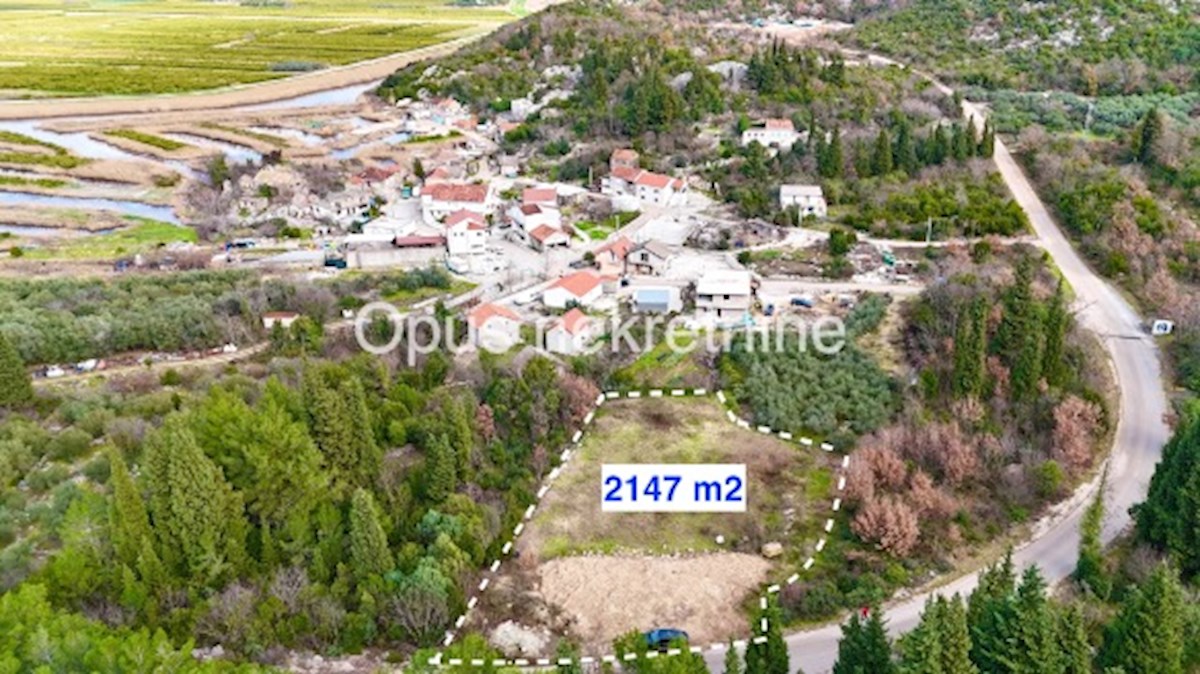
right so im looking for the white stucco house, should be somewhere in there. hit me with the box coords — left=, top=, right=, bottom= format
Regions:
left=695, top=270, right=754, bottom=321
left=741, top=118, right=804, bottom=150
left=444, top=209, right=488, bottom=257
left=545, top=308, right=594, bottom=355
left=509, top=203, right=562, bottom=232
left=468, top=303, right=522, bottom=351
left=779, top=184, right=827, bottom=218
left=420, top=182, right=497, bottom=225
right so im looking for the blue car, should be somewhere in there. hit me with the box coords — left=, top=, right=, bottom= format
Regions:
left=645, top=628, right=689, bottom=650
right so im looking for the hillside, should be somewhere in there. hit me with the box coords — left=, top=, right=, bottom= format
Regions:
left=840, top=0, right=1199, bottom=96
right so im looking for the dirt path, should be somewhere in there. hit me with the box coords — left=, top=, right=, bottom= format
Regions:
left=0, top=33, right=488, bottom=121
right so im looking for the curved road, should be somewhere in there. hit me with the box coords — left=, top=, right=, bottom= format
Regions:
left=757, top=84, right=1171, bottom=673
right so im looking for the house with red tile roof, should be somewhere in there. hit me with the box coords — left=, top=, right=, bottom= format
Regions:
left=528, top=224, right=570, bottom=251
left=421, top=181, right=497, bottom=225
left=509, top=202, right=562, bottom=234
left=545, top=308, right=594, bottom=355
left=468, top=302, right=522, bottom=350
left=522, top=187, right=559, bottom=209
left=594, top=236, right=633, bottom=276
left=444, top=209, right=488, bottom=257
left=600, top=150, right=687, bottom=206
left=543, top=271, right=603, bottom=309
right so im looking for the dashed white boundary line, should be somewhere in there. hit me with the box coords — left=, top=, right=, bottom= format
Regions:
left=428, top=388, right=850, bottom=668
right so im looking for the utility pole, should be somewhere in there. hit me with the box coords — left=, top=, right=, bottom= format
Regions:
left=926, top=217, right=933, bottom=244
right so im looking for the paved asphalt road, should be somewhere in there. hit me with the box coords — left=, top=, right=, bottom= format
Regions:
left=707, top=94, right=1172, bottom=673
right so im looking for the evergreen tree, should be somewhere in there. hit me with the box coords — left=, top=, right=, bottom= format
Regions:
left=349, top=489, right=394, bottom=581
left=143, top=415, right=247, bottom=586
left=1042, top=279, right=1069, bottom=388
left=725, top=640, right=743, bottom=674
left=951, top=124, right=971, bottom=161
left=968, top=551, right=1017, bottom=673
left=0, top=332, right=32, bottom=408
left=834, top=608, right=894, bottom=674
left=852, top=138, right=872, bottom=178
left=425, top=433, right=458, bottom=503
left=307, top=372, right=381, bottom=497
left=898, top=598, right=943, bottom=674
left=1100, top=564, right=1186, bottom=674
left=871, top=128, right=894, bottom=176
left=953, top=298, right=987, bottom=398
left=745, top=595, right=788, bottom=674
left=108, top=448, right=151, bottom=570
left=1131, top=107, right=1163, bottom=165
left=1074, top=472, right=1111, bottom=599
left=1059, top=604, right=1093, bottom=674
left=965, top=117, right=980, bottom=156
left=930, top=124, right=949, bottom=165
left=939, top=595, right=977, bottom=674
left=979, top=121, right=996, bottom=158
left=999, top=257, right=1044, bottom=402
left=1009, top=566, right=1061, bottom=674
left=1133, top=411, right=1200, bottom=576
left=819, top=127, right=843, bottom=179
left=894, top=120, right=919, bottom=174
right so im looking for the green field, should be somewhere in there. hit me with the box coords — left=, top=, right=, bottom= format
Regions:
left=0, top=0, right=512, bottom=97
left=20, top=219, right=197, bottom=260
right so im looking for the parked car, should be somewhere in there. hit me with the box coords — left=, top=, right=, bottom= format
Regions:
left=644, top=628, right=689, bottom=650
left=764, top=303, right=775, bottom=316
left=790, top=296, right=814, bottom=308
left=44, top=365, right=66, bottom=379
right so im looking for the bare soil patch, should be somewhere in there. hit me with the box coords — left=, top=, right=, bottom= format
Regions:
left=540, top=554, right=770, bottom=651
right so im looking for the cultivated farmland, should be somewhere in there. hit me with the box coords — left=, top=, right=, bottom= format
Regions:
left=0, top=0, right=511, bottom=97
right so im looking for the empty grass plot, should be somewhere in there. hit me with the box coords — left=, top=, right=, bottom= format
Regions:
left=525, top=396, right=836, bottom=559
left=471, top=395, right=842, bottom=653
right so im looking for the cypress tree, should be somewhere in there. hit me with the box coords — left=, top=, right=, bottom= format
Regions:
left=1010, top=566, right=1061, bottom=674
left=1101, top=564, right=1185, bottom=674
left=724, top=639, right=743, bottom=674
left=965, top=117, right=979, bottom=156
left=834, top=608, right=894, bottom=674
left=108, top=448, right=151, bottom=569
left=1059, top=604, right=1093, bottom=674
left=968, top=551, right=1017, bottom=673
left=1133, top=411, right=1200, bottom=576
left=1042, top=279, right=1069, bottom=388
left=930, top=124, right=949, bottom=165
left=0, top=332, right=32, bottom=408
left=1074, top=473, right=1111, bottom=599
left=425, top=433, right=457, bottom=503
left=939, top=595, right=977, bottom=674
left=871, top=128, right=894, bottom=176
left=143, top=415, right=247, bottom=585
left=745, top=595, right=788, bottom=674
left=951, top=124, right=971, bottom=161
left=898, top=598, right=943, bottom=674
left=1132, top=107, right=1163, bottom=165
left=349, top=489, right=394, bottom=581
left=953, top=298, right=987, bottom=398
left=894, top=120, right=919, bottom=174
left=819, top=127, right=843, bottom=179
left=999, top=257, right=1044, bottom=402
left=979, top=121, right=996, bottom=158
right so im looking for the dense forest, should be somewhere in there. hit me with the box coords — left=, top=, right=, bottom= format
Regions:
left=0, top=329, right=599, bottom=667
